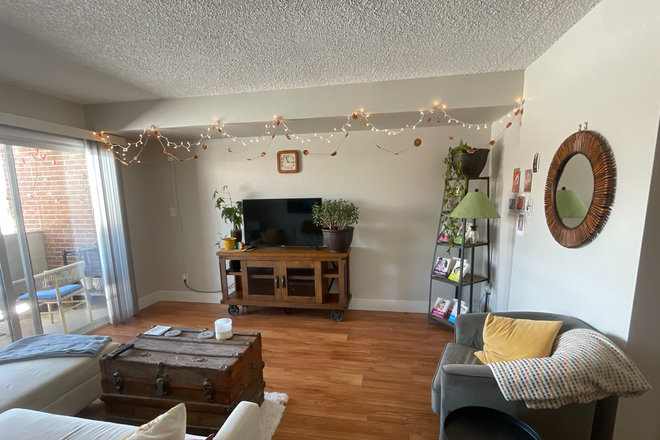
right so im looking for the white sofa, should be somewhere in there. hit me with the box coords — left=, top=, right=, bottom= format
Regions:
left=0, top=341, right=119, bottom=415
left=0, top=401, right=261, bottom=440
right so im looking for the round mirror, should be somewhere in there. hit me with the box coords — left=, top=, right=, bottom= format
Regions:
left=544, top=130, right=616, bottom=248
left=555, top=154, right=594, bottom=228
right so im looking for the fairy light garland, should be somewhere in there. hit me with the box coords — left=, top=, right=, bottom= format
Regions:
left=97, top=99, right=524, bottom=164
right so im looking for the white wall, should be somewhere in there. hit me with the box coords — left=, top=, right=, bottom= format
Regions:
left=613, top=122, right=660, bottom=439
left=492, top=0, right=660, bottom=344
left=0, top=81, right=86, bottom=129
left=123, top=125, right=492, bottom=312
left=490, top=0, right=660, bottom=437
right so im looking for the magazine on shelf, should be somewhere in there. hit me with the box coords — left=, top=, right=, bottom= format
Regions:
left=448, top=300, right=469, bottom=323
left=432, top=257, right=453, bottom=278
left=431, top=297, right=453, bottom=319
left=447, top=258, right=470, bottom=282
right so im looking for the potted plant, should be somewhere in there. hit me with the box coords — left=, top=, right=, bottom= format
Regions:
left=213, top=186, right=243, bottom=243
left=440, top=140, right=489, bottom=251
left=449, top=139, right=490, bottom=178
left=312, top=199, right=359, bottom=253
left=217, top=234, right=237, bottom=251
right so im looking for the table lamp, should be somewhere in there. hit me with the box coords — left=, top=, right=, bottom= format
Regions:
left=556, top=187, right=588, bottom=219
left=450, top=189, right=501, bottom=244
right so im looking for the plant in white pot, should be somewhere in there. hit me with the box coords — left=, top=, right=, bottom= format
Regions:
left=312, top=199, right=359, bottom=253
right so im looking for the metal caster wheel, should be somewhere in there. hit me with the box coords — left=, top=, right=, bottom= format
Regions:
left=228, top=305, right=240, bottom=316
left=331, top=310, right=344, bottom=322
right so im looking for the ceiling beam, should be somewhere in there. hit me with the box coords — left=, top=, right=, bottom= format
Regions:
left=84, top=71, right=524, bottom=132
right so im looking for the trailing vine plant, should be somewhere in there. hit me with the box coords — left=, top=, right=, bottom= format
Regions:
left=441, top=140, right=474, bottom=252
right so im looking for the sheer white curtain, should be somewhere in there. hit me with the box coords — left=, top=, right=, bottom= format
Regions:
left=0, top=125, right=137, bottom=334
left=85, top=140, right=138, bottom=323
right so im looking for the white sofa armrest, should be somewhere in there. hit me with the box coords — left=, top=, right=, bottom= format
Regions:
left=214, top=401, right=260, bottom=440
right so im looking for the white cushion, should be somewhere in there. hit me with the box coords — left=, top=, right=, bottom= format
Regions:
left=0, top=408, right=135, bottom=440
left=0, top=408, right=207, bottom=440
left=213, top=401, right=261, bottom=440
left=0, top=342, right=119, bottom=414
left=120, top=403, right=186, bottom=440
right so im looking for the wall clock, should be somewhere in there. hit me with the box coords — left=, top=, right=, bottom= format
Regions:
left=277, top=150, right=299, bottom=173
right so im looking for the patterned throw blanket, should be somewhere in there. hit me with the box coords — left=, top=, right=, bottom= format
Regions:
left=488, top=329, right=651, bottom=409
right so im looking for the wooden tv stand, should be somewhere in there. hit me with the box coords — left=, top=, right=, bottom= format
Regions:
left=216, top=247, right=351, bottom=321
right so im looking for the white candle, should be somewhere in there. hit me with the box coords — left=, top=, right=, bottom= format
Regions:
left=214, top=318, right=233, bottom=340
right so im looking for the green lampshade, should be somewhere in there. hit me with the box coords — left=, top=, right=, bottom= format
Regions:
left=450, top=190, right=501, bottom=219
left=556, top=187, right=588, bottom=219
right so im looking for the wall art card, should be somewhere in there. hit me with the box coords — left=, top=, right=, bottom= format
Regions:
left=533, top=152, right=540, bottom=173
left=517, top=213, right=525, bottom=236
left=508, top=197, right=516, bottom=210
left=525, top=196, right=534, bottom=217
left=524, top=169, right=533, bottom=192
left=512, top=168, right=521, bottom=193
left=516, top=195, right=525, bottom=210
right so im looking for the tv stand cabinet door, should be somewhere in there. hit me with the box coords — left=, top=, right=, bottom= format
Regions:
left=281, top=261, right=320, bottom=304
left=243, top=261, right=282, bottom=302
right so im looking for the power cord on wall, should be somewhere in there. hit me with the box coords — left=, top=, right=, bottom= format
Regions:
left=171, top=161, right=223, bottom=294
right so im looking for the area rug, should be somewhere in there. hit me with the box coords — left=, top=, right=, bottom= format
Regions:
left=260, top=392, right=289, bottom=440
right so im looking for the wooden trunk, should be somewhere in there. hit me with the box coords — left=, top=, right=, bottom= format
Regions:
left=100, top=328, right=265, bottom=436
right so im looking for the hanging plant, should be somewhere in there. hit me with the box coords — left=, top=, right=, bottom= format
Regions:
left=440, top=140, right=472, bottom=252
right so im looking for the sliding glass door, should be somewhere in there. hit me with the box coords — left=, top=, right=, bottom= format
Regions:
left=0, top=133, right=116, bottom=348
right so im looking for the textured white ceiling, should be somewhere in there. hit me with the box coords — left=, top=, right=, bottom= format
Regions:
left=0, top=0, right=600, bottom=105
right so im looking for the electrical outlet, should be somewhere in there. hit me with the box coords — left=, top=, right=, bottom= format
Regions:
left=170, top=207, right=177, bottom=217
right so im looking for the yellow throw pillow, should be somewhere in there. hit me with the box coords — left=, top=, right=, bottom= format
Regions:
left=119, top=403, right=187, bottom=440
left=474, top=313, right=563, bottom=364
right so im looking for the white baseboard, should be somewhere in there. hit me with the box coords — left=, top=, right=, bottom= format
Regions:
left=139, top=290, right=426, bottom=313
left=349, top=298, right=428, bottom=313
left=138, top=291, right=162, bottom=310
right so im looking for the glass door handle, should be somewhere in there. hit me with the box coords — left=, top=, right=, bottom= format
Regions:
left=274, top=276, right=279, bottom=288
left=281, top=275, right=286, bottom=288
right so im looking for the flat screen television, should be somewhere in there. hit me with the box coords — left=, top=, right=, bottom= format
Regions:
left=243, top=198, right=323, bottom=247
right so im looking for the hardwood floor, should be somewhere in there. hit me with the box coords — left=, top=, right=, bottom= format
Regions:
left=91, top=302, right=453, bottom=440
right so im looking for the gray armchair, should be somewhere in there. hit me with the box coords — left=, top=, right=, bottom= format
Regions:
left=432, top=312, right=610, bottom=440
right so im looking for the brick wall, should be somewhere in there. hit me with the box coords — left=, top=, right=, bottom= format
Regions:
left=2, top=147, right=97, bottom=270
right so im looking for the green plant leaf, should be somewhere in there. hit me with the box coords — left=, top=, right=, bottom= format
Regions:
left=213, top=187, right=243, bottom=228
left=312, top=199, right=359, bottom=230
left=441, top=139, right=473, bottom=252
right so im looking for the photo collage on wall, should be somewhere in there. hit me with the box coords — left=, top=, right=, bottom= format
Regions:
left=509, top=152, right=541, bottom=234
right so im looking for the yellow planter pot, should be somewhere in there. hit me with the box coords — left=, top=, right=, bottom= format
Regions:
left=222, top=237, right=237, bottom=250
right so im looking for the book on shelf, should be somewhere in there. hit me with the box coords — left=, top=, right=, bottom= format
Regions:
left=447, top=258, right=470, bottom=282
left=432, top=257, right=453, bottom=278
left=448, top=300, right=468, bottom=323
left=431, top=297, right=453, bottom=319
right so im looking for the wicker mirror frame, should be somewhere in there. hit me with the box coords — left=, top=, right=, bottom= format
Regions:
left=544, top=130, right=616, bottom=248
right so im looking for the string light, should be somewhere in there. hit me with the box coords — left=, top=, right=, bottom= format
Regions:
left=97, top=99, right=524, bottom=163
